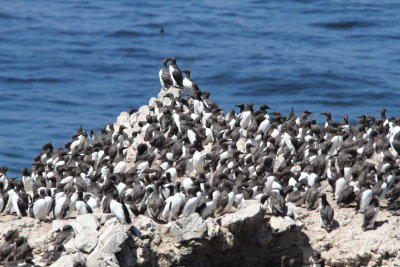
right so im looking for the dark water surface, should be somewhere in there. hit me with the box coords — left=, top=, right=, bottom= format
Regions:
left=1, top=0, right=400, bottom=176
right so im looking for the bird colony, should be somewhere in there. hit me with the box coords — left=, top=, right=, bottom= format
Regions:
left=1, top=57, right=400, bottom=240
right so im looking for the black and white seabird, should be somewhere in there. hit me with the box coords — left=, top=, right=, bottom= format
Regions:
left=319, top=193, right=334, bottom=232
left=268, top=189, right=285, bottom=216
left=180, top=187, right=201, bottom=217
left=159, top=58, right=173, bottom=89
left=168, top=57, right=183, bottom=87
left=30, top=189, right=49, bottom=221
left=76, top=191, right=93, bottom=215
left=160, top=182, right=185, bottom=222
left=11, top=182, right=29, bottom=219
left=21, top=168, right=33, bottom=192
left=110, top=191, right=131, bottom=224
left=182, top=69, right=200, bottom=96
left=146, top=180, right=164, bottom=220
left=362, top=198, right=379, bottom=231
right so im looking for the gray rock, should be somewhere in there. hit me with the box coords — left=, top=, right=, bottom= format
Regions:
left=86, top=223, right=130, bottom=267
left=205, top=218, right=221, bottom=239
left=157, top=86, right=182, bottom=99
left=116, top=112, right=130, bottom=125
left=269, top=216, right=304, bottom=235
left=74, top=227, right=98, bottom=253
left=138, top=105, right=151, bottom=117
left=168, top=213, right=207, bottom=242
left=64, top=237, right=79, bottom=253
left=220, top=200, right=264, bottom=237
left=76, top=214, right=100, bottom=232
left=50, top=252, right=86, bottom=267
left=96, top=223, right=129, bottom=254
left=86, top=252, right=120, bottom=267
left=97, top=213, right=116, bottom=226
left=134, top=215, right=156, bottom=232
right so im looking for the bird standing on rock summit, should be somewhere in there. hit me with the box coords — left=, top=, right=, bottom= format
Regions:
left=159, top=58, right=173, bottom=89
left=169, top=57, right=183, bottom=87
left=182, top=69, right=200, bottom=96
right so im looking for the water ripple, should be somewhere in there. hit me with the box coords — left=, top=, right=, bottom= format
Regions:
left=311, top=20, right=376, bottom=30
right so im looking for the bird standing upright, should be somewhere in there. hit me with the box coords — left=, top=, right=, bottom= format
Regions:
left=319, top=193, right=334, bottom=232
left=182, top=69, right=200, bottom=96
left=362, top=198, right=379, bottom=231
left=169, top=57, right=183, bottom=87
left=159, top=58, right=173, bottom=89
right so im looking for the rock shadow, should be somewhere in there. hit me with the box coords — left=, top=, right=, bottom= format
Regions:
left=374, top=219, right=388, bottom=229
left=330, top=219, right=340, bottom=231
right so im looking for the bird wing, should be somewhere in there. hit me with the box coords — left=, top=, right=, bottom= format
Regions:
left=172, top=68, right=183, bottom=86
left=161, top=69, right=173, bottom=87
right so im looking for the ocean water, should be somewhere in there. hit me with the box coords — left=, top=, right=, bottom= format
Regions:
left=1, top=0, right=400, bottom=176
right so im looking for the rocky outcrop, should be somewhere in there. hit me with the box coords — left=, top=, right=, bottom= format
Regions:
left=2, top=189, right=396, bottom=267
left=1, top=86, right=400, bottom=267
left=0, top=200, right=313, bottom=267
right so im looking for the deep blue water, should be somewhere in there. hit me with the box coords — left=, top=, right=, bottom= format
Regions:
left=1, top=0, right=400, bottom=176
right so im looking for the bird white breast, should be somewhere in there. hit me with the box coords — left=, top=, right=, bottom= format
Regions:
left=359, top=190, right=372, bottom=213
left=181, top=196, right=200, bottom=217
left=203, top=128, right=214, bottom=145
left=188, top=129, right=197, bottom=144
left=171, top=194, right=185, bottom=219
left=194, top=99, right=204, bottom=115
left=257, top=118, right=270, bottom=133
left=117, top=183, right=127, bottom=195
left=344, top=167, right=352, bottom=183
left=271, top=128, right=280, bottom=139
left=240, top=111, right=252, bottom=129
left=193, top=151, right=204, bottom=174
left=55, top=160, right=65, bottom=167
left=379, top=183, right=387, bottom=200
left=220, top=151, right=230, bottom=160
left=160, top=161, right=169, bottom=171
left=307, top=173, right=318, bottom=187
left=283, top=132, right=294, bottom=152
left=182, top=178, right=194, bottom=192
left=172, top=113, right=181, bottom=132
left=76, top=201, right=88, bottom=215
left=264, top=176, right=275, bottom=194
left=137, top=161, right=150, bottom=174
left=159, top=69, right=165, bottom=88
left=272, top=181, right=282, bottom=191
left=349, top=181, right=360, bottom=193
left=335, top=178, right=347, bottom=200
left=22, top=176, right=33, bottom=192
left=54, top=196, right=66, bottom=218
left=33, top=199, right=48, bottom=220
left=288, top=177, right=297, bottom=187
left=183, top=77, right=193, bottom=92
left=169, top=66, right=178, bottom=86
left=166, top=167, right=177, bottom=182
left=113, top=161, right=126, bottom=174
left=60, top=176, right=73, bottom=185
left=110, top=200, right=127, bottom=224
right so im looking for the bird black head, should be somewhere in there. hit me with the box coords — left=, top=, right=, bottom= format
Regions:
left=0, top=166, right=8, bottom=174
left=259, top=104, right=271, bottom=111
left=169, top=57, right=177, bottom=64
